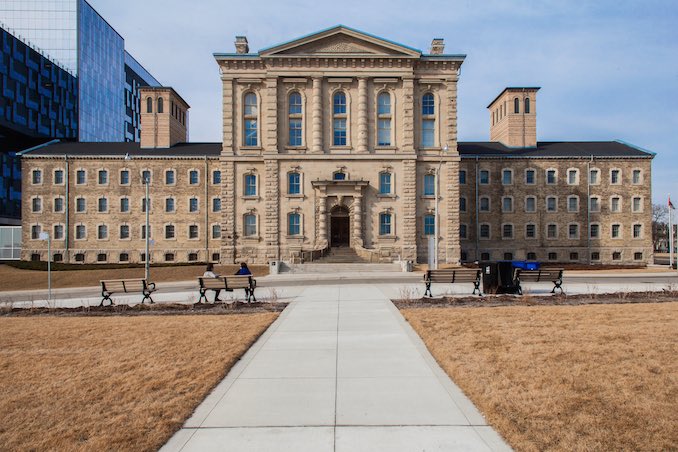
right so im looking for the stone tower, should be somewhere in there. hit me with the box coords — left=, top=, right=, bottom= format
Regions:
left=488, top=87, right=539, bottom=148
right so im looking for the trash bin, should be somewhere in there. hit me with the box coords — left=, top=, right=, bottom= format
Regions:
left=269, top=260, right=279, bottom=275
left=497, top=261, right=520, bottom=294
left=481, top=261, right=523, bottom=294
left=480, top=262, right=499, bottom=294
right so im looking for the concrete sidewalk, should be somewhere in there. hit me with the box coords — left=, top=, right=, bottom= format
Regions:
left=162, top=285, right=510, bottom=452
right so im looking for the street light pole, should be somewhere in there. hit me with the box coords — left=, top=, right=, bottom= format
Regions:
left=144, top=176, right=150, bottom=282
left=39, top=231, right=51, bottom=302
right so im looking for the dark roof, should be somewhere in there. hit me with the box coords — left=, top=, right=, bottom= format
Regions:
left=20, top=140, right=653, bottom=159
left=458, top=141, right=654, bottom=158
left=487, top=87, right=541, bottom=108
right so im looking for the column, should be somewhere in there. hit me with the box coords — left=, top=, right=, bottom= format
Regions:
left=221, top=159, right=236, bottom=262
left=402, top=77, right=415, bottom=153
left=318, top=193, right=328, bottom=248
left=264, top=160, right=280, bottom=260
left=312, top=77, right=323, bottom=153
left=222, top=78, right=234, bottom=155
left=352, top=194, right=363, bottom=247
left=401, top=159, right=417, bottom=260
left=446, top=76, right=458, bottom=149
left=264, top=77, right=278, bottom=153
left=357, top=77, right=368, bottom=153
left=445, top=160, right=461, bottom=264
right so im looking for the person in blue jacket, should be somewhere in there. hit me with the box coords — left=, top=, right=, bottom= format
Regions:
left=235, top=262, right=252, bottom=275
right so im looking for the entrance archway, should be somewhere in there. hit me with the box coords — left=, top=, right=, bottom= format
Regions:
left=330, top=205, right=350, bottom=247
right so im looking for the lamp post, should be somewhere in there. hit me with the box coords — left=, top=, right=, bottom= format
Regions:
left=434, top=144, right=448, bottom=270
left=39, top=231, right=51, bottom=302
left=125, top=153, right=150, bottom=281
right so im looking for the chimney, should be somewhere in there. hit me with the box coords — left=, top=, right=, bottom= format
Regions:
left=488, top=87, right=540, bottom=148
left=140, top=87, right=190, bottom=149
left=235, top=36, right=249, bottom=54
left=430, top=38, right=445, bottom=55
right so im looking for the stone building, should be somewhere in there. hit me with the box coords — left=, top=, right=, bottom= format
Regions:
left=19, top=26, right=655, bottom=265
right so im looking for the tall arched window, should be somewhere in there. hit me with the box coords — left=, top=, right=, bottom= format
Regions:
left=288, top=92, right=302, bottom=146
left=524, top=97, right=530, bottom=114
left=288, top=213, right=301, bottom=236
left=146, top=97, right=153, bottom=113
left=244, top=93, right=258, bottom=146
left=514, top=97, right=519, bottom=114
left=157, top=97, right=164, bottom=113
left=377, top=92, right=391, bottom=146
left=333, top=91, right=347, bottom=146
left=421, top=93, right=435, bottom=147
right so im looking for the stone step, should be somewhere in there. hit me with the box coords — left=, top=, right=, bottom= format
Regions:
left=281, top=262, right=402, bottom=273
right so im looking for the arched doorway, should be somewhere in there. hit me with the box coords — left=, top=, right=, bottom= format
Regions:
left=330, top=205, right=350, bottom=247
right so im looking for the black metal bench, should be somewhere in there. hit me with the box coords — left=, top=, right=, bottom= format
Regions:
left=514, top=268, right=564, bottom=295
left=100, top=279, right=156, bottom=306
left=424, top=268, right=482, bottom=297
left=198, top=275, right=257, bottom=303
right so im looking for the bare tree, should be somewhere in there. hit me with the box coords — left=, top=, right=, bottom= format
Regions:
left=652, top=204, right=669, bottom=251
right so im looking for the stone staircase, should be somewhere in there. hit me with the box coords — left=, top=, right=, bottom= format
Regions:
left=281, top=247, right=402, bottom=273
left=314, top=247, right=366, bottom=263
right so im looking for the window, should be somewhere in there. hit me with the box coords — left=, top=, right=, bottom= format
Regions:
left=546, top=196, right=557, bottom=212
left=502, top=197, right=513, bottom=213
left=212, top=198, right=221, bottom=212
left=120, top=198, right=130, bottom=213
left=189, top=170, right=199, bottom=185
left=610, top=169, right=620, bottom=184
left=527, top=252, right=537, bottom=260
left=98, top=197, right=108, bottom=213
left=97, top=253, right=107, bottom=263
left=589, top=196, right=600, bottom=212
left=165, top=170, right=175, bottom=185
left=120, top=253, right=129, bottom=262
left=54, top=169, right=64, bottom=184
left=54, top=198, right=64, bottom=212
left=525, top=224, right=536, bottom=239
left=589, top=169, right=599, bottom=185
left=98, top=170, right=108, bottom=185
left=481, top=252, right=490, bottom=261
left=546, top=169, right=556, bottom=185
left=480, top=196, right=490, bottom=212
left=165, top=198, right=175, bottom=212
left=570, top=252, right=579, bottom=261
left=480, top=224, right=490, bottom=239
left=504, top=252, right=514, bottom=260
left=379, top=172, right=392, bottom=195
left=289, top=92, right=303, bottom=146
left=158, top=97, right=164, bottom=113
left=76, top=197, right=86, bottom=213
left=424, top=215, right=435, bottom=235
left=514, top=97, right=520, bottom=113
left=32, top=197, right=41, bottom=213
left=288, top=172, right=301, bottom=195
left=547, top=224, right=558, bottom=239
left=632, top=197, right=642, bottom=212
left=591, top=252, right=600, bottom=261
left=567, top=169, right=578, bottom=185
left=146, top=97, right=153, bottom=113
left=140, top=253, right=147, bottom=263
left=75, top=253, right=85, bottom=262
left=423, top=174, right=435, bottom=196
left=142, top=198, right=151, bottom=213
left=377, top=92, right=392, bottom=146
left=525, top=196, right=536, bottom=213
left=568, top=224, right=579, bottom=239
left=632, top=169, right=642, bottom=184
left=189, top=198, right=199, bottom=213
left=32, top=170, right=42, bottom=184
left=165, top=253, right=175, bottom=262
left=53, top=253, right=63, bottom=262
left=189, top=225, right=199, bottom=239
left=31, top=224, right=41, bottom=240
left=333, top=92, right=347, bottom=146
left=611, top=197, right=621, bottom=212
left=142, top=170, right=151, bottom=184
left=459, top=170, right=466, bottom=184
left=459, top=197, right=467, bottom=212
left=212, top=170, right=221, bottom=184
left=244, top=214, right=257, bottom=236
left=212, top=224, right=221, bottom=239
left=568, top=196, right=579, bottom=212
left=120, top=170, right=130, bottom=185
left=459, top=224, right=467, bottom=239
left=502, top=169, right=512, bottom=185
left=141, top=225, right=150, bottom=239
left=75, top=225, right=86, bottom=240
left=165, top=225, right=175, bottom=239
left=244, top=92, right=258, bottom=146
left=479, top=170, right=489, bottom=184
left=548, top=252, right=558, bottom=261
left=525, top=169, right=535, bottom=185
left=524, top=97, right=530, bottom=114
left=333, top=171, right=346, bottom=181
left=98, top=225, right=108, bottom=240
left=612, top=252, right=621, bottom=261
left=502, top=224, right=513, bottom=239
left=634, top=252, right=643, bottom=261
left=421, top=93, right=435, bottom=147
left=633, top=224, right=642, bottom=238
left=76, top=169, right=86, bottom=185
left=53, top=225, right=63, bottom=240
left=379, top=213, right=392, bottom=235
left=212, top=253, right=220, bottom=262
left=188, top=253, right=198, bottom=262
left=611, top=224, right=621, bottom=238
left=245, top=174, right=257, bottom=196
left=120, top=225, right=130, bottom=239
left=288, top=213, right=301, bottom=236
left=590, top=224, right=600, bottom=238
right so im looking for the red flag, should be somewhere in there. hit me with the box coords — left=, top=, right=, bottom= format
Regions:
left=670, top=196, right=676, bottom=210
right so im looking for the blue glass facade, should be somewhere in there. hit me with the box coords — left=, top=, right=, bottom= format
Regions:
left=124, top=51, right=160, bottom=142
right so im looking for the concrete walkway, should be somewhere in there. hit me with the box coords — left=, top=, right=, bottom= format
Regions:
left=162, top=284, right=510, bottom=452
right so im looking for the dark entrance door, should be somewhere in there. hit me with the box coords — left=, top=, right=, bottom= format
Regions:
left=330, top=206, right=350, bottom=247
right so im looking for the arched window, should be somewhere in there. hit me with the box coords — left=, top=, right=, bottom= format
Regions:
left=146, top=97, right=153, bottom=113
left=524, top=97, right=530, bottom=114
left=288, top=213, right=301, bottom=236
left=288, top=172, right=301, bottom=195
left=379, top=171, right=391, bottom=195
left=379, top=213, right=392, bottom=235
left=288, top=92, right=302, bottom=146
left=244, top=214, right=257, bottom=236
left=514, top=97, right=519, bottom=114
left=244, top=93, right=258, bottom=146
left=333, top=171, right=346, bottom=181
left=377, top=92, right=391, bottom=146
left=157, top=97, right=164, bottom=113
left=421, top=93, right=435, bottom=147
left=333, top=91, right=347, bottom=146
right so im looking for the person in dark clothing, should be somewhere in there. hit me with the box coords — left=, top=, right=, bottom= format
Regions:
left=235, top=262, right=252, bottom=275
left=203, top=263, right=222, bottom=302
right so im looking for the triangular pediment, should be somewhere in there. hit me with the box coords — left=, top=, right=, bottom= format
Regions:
left=259, top=25, right=421, bottom=58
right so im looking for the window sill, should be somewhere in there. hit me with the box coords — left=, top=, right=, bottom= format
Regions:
left=284, top=146, right=307, bottom=151
left=377, top=194, right=396, bottom=199
left=286, top=235, right=304, bottom=241
left=240, top=147, right=262, bottom=151
left=285, top=194, right=305, bottom=199
left=420, top=195, right=435, bottom=200
left=375, top=146, right=397, bottom=151
left=329, top=146, right=352, bottom=151
left=377, top=235, right=397, bottom=243
left=242, top=236, right=260, bottom=242
left=242, top=196, right=260, bottom=201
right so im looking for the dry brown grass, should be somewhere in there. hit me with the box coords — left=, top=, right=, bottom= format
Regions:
left=0, top=264, right=268, bottom=292
left=0, top=313, right=278, bottom=451
left=402, top=303, right=678, bottom=451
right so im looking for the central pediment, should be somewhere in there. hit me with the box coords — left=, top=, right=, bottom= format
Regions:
left=259, top=25, right=422, bottom=58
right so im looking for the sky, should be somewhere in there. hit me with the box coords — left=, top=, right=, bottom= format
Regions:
left=92, top=0, right=677, bottom=204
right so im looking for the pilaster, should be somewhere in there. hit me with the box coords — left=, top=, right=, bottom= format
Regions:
left=401, top=159, right=417, bottom=260
left=221, top=159, right=236, bottom=262
left=317, top=190, right=328, bottom=248
left=446, top=77, right=458, bottom=149
left=222, top=78, right=234, bottom=155
left=312, top=77, right=323, bottom=153
left=402, top=77, right=415, bottom=153
left=357, top=77, right=368, bottom=153
left=264, top=159, right=280, bottom=260
left=352, top=193, right=363, bottom=247
left=264, top=77, right=278, bottom=153
left=445, top=160, right=461, bottom=264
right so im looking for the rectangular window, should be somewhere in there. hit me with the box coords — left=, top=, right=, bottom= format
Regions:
left=634, top=252, right=643, bottom=260
left=98, top=170, right=108, bottom=185
left=333, top=119, right=347, bottom=146
left=245, top=215, right=257, bottom=236
left=460, top=197, right=467, bottom=212
left=633, top=224, right=642, bottom=238
left=98, top=225, right=108, bottom=239
left=612, top=224, right=621, bottom=238
left=245, top=175, right=257, bottom=196
left=142, top=225, right=150, bottom=239
left=165, top=225, right=175, bottom=239
left=76, top=170, right=86, bottom=185
left=459, top=224, right=467, bottom=239
left=525, top=169, right=535, bottom=185
left=245, top=119, right=258, bottom=146
left=209, top=224, right=220, bottom=239
left=212, top=171, right=221, bottom=184
left=421, top=119, right=434, bottom=147
left=76, top=198, right=86, bottom=212
left=459, top=170, right=466, bottom=184
left=379, top=213, right=392, bottom=235
left=189, top=198, right=198, bottom=212
left=32, top=170, right=42, bottom=184
left=32, top=198, right=41, bottom=212
left=569, top=224, right=579, bottom=239
left=502, top=224, right=513, bottom=238
left=568, top=197, right=578, bottom=212
left=547, top=224, right=557, bottom=238
left=424, top=215, right=435, bottom=235
left=525, top=197, right=536, bottom=212
left=189, top=225, right=199, bottom=239
left=98, top=198, right=107, bottom=212
left=632, top=170, right=641, bottom=184
left=591, top=252, right=600, bottom=261
left=546, top=170, right=556, bottom=184
left=423, top=174, right=435, bottom=196
left=54, top=170, right=64, bottom=185
left=547, top=197, right=557, bottom=212
left=120, top=198, right=130, bottom=213
left=212, top=198, right=221, bottom=212
left=120, top=225, right=130, bottom=239
left=480, top=197, right=490, bottom=212
left=53, top=225, right=63, bottom=240
left=590, top=197, right=600, bottom=212
left=75, top=225, right=85, bottom=240
left=589, top=169, right=599, bottom=185
left=165, top=171, right=175, bottom=185
left=142, top=170, right=151, bottom=184
left=480, top=224, right=490, bottom=238
left=189, top=170, right=199, bottom=185
left=288, top=173, right=301, bottom=195
left=610, top=169, right=620, bottom=184
left=54, top=198, right=64, bottom=212
left=379, top=173, right=391, bottom=194
left=502, top=170, right=512, bottom=185
left=165, top=198, right=175, bottom=212
left=526, top=224, right=536, bottom=238
left=288, top=214, right=301, bottom=236
left=502, top=197, right=513, bottom=212
left=613, top=252, right=622, bottom=261
left=590, top=224, right=600, bottom=238
left=289, top=118, right=303, bottom=146
left=611, top=197, right=620, bottom=212
left=479, top=170, right=489, bottom=184
left=377, top=119, right=391, bottom=146
left=632, top=197, right=642, bottom=212
left=570, top=252, right=579, bottom=261
left=31, top=225, right=41, bottom=240
left=567, top=170, right=577, bottom=185
left=120, top=170, right=130, bottom=185
left=142, top=198, right=151, bottom=213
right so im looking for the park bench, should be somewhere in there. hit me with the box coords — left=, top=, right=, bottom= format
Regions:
left=514, top=268, right=564, bottom=295
left=197, top=275, right=257, bottom=303
left=424, top=268, right=482, bottom=297
left=100, top=279, right=156, bottom=306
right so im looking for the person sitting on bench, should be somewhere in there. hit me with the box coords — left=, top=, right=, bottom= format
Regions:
left=203, top=263, right=222, bottom=301
left=235, top=262, right=252, bottom=276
